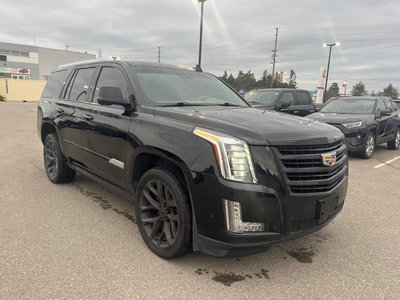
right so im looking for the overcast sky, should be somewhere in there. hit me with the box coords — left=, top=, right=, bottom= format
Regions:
left=1, top=0, right=399, bottom=92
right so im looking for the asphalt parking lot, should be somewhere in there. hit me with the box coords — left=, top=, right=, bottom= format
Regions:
left=1, top=102, right=399, bottom=299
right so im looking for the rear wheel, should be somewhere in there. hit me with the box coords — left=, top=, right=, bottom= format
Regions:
left=43, top=133, right=76, bottom=183
left=135, top=167, right=192, bottom=259
left=360, top=132, right=375, bottom=159
left=387, top=128, right=400, bottom=150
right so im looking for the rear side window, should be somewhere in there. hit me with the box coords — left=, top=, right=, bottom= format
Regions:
left=64, top=67, right=96, bottom=101
left=41, top=70, right=68, bottom=98
left=296, top=92, right=310, bottom=105
left=93, top=67, right=130, bottom=103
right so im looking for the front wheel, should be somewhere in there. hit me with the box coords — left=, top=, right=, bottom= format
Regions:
left=135, top=167, right=192, bottom=259
left=43, top=133, right=76, bottom=183
left=387, top=129, right=400, bottom=150
left=360, top=132, right=375, bottom=159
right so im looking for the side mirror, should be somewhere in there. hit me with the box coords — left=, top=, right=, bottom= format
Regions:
left=97, top=86, right=127, bottom=107
left=277, top=101, right=290, bottom=110
left=377, top=109, right=391, bottom=117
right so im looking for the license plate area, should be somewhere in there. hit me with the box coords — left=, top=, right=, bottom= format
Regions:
left=316, top=195, right=339, bottom=218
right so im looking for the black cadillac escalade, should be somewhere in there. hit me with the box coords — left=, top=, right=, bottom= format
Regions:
left=37, top=60, right=348, bottom=258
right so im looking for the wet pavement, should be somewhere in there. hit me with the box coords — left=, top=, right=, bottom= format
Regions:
left=1, top=102, right=399, bottom=299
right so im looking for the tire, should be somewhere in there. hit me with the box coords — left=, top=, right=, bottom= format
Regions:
left=387, top=128, right=400, bottom=150
left=135, top=167, right=192, bottom=259
left=360, top=131, right=375, bottom=159
left=43, top=133, right=76, bottom=183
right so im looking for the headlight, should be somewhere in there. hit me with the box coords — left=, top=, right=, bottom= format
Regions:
left=342, top=121, right=363, bottom=129
left=193, top=128, right=257, bottom=183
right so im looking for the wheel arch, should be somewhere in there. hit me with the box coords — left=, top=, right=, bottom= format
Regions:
left=129, top=146, right=194, bottom=197
left=129, top=146, right=199, bottom=250
left=40, top=120, right=59, bottom=144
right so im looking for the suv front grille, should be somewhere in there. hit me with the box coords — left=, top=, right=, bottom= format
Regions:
left=274, top=141, right=347, bottom=194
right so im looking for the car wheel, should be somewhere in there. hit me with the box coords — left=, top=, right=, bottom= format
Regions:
left=360, top=132, right=375, bottom=159
left=135, top=167, right=192, bottom=259
left=387, top=128, right=400, bottom=150
left=43, top=133, right=76, bottom=183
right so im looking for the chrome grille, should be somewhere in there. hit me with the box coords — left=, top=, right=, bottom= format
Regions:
left=274, top=140, right=347, bottom=194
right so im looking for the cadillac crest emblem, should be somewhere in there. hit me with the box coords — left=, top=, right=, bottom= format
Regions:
left=321, top=152, right=337, bottom=167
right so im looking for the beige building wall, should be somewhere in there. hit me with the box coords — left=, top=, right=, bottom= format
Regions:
left=0, top=79, right=46, bottom=102
left=38, top=48, right=96, bottom=79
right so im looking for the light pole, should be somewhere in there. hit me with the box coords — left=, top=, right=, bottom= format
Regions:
left=323, top=42, right=340, bottom=102
left=193, top=0, right=207, bottom=70
left=343, top=81, right=348, bottom=96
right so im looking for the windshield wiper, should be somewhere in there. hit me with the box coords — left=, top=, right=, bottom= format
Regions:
left=246, top=100, right=262, bottom=105
left=217, top=102, right=242, bottom=107
left=159, top=102, right=208, bottom=107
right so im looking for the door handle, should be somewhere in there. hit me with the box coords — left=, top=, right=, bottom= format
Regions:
left=56, top=107, right=64, bottom=113
left=82, top=114, right=94, bottom=121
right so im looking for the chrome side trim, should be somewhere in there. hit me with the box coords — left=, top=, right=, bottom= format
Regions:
left=109, top=158, right=124, bottom=169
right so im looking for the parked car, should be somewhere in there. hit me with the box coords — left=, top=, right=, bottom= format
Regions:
left=308, top=96, right=400, bottom=159
left=37, top=60, right=348, bottom=258
left=395, top=99, right=400, bottom=109
left=244, top=88, right=317, bottom=116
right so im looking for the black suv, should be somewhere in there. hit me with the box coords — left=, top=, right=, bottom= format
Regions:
left=244, top=88, right=317, bottom=116
left=37, top=60, right=348, bottom=258
left=308, top=96, right=400, bottom=159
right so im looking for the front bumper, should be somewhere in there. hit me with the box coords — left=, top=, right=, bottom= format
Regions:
left=198, top=202, right=344, bottom=258
left=190, top=156, right=348, bottom=258
left=328, top=124, right=368, bottom=152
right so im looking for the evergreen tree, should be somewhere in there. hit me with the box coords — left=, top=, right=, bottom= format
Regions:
left=220, top=70, right=228, bottom=81
left=382, top=83, right=399, bottom=99
left=351, top=81, right=367, bottom=96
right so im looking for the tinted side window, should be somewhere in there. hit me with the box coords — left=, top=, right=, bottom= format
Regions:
left=41, top=70, right=68, bottom=98
left=93, top=67, right=130, bottom=103
left=65, top=67, right=96, bottom=101
left=385, top=99, right=396, bottom=112
left=296, top=92, right=310, bottom=105
left=376, top=100, right=387, bottom=112
left=391, top=100, right=399, bottom=111
left=279, top=92, right=295, bottom=105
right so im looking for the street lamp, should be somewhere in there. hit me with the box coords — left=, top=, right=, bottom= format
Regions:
left=193, top=0, right=207, bottom=71
left=322, top=42, right=340, bottom=102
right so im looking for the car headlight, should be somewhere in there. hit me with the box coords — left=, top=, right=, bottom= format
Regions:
left=193, top=128, right=257, bottom=183
left=342, top=121, right=363, bottom=129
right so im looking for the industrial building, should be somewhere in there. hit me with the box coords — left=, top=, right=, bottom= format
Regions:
left=0, top=42, right=96, bottom=80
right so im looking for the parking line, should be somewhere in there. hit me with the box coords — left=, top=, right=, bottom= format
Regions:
left=374, top=156, right=400, bottom=168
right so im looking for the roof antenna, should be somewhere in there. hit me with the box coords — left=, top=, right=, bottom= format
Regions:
left=194, top=64, right=203, bottom=72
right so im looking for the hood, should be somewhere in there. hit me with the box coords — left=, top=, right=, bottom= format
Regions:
left=308, top=112, right=373, bottom=124
left=153, top=106, right=343, bottom=146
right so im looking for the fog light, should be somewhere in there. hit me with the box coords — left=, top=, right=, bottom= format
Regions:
left=223, top=199, right=264, bottom=233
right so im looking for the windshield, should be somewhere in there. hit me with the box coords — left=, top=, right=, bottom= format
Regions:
left=321, top=99, right=376, bottom=114
left=131, top=67, right=248, bottom=107
left=244, top=90, right=279, bottom=105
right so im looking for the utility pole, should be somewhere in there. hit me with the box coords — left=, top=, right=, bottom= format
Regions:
left=33, top=36, right=36, bottom=47
left=98, top=49, right=102, bottom=59
left=271, top=28, right=279, bottom=85
left=158, top=46, right=161, bottom=63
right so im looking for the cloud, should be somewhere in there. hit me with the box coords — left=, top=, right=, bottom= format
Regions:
left=1, top=0, right=399, bottom=92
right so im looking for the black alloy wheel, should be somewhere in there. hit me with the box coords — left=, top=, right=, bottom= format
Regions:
left=43, top=133, right=76, bottom=183
left=360, top=132, right=375, bottom=159
left=387, top=128, right=400, bottom=150
left=136, top=168, right=192, bottom=259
